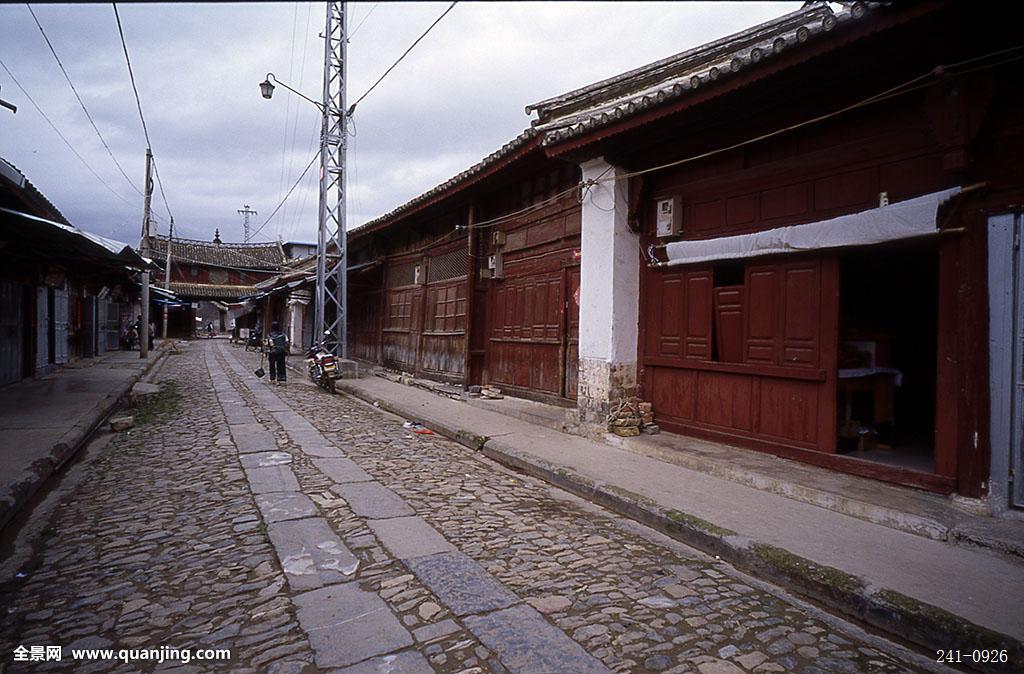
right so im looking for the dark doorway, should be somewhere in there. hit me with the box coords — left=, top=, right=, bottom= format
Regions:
left=837, top=242, right=938, bottom=473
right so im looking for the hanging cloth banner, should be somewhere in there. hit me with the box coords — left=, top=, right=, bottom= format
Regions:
left=662, top=186, right=961, bottom=267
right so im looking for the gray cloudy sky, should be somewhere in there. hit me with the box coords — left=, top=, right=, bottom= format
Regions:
left=0, top=2, right=800, bottom=246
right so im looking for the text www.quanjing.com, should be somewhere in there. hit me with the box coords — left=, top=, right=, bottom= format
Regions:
left=71, top=646, right=231, bottom=664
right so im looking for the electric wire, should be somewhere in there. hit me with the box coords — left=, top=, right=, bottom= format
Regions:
left=0, top=56, right=137, bottom=209
left=348, top=2, right=379, bottom=41
left=594, top=44, right=1024, bottom=186
left=276, top=2, right=301, bottom=239
left=248, top=149, right=321, bottom=242
left=347, top=1, right=458, bottom=116
left=158, top=252, right=286, bottom=275
left=464, top=182, right=581, bottom=230
left=285, top=1, right=315, bottom=238
left=26, top=3, right=143, bottom=198
left=363, top=39, right=1023, bottom=242
left=112, top=3, right=152, bottom=150
left=150, top=155, right=174, bottom=223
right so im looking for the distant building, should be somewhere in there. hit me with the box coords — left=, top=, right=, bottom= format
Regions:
left=145, top=231, right=285, bottom=337
left=282, top=240, right=317, bottom=260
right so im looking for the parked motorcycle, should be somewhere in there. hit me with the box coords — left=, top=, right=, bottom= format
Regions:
left=305, top=334, right=340, bottom=393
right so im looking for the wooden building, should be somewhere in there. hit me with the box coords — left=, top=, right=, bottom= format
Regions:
left=347, top=132, right=583, bottom=405
left=523, top=1, right=1022, bottom=503
left=336, top=1, right=1021, bottom=508
left=145, top=231, right=285, bottom=337
left=0, top=158, right=148, bottom=385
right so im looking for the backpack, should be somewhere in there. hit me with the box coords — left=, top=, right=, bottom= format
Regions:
left=270, top=332, right=287, bottom=352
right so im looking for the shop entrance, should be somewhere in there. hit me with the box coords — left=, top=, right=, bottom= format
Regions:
left=837, top=242, right=938, bottom=473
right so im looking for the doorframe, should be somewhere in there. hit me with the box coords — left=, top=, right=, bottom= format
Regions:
left=988, top=212, right=1023, bottom=516
left=560, top=262, right=581, bottom=400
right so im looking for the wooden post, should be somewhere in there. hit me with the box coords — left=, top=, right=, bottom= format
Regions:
left=462, top=204, right=477, bottom=390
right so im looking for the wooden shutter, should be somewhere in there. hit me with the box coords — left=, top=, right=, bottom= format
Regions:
left=781, top=262, right=821, bottom=367
left=684, top=270, right=712, bottom=360
left=744, top=265, right=779, bottom=364
left=713, top=285, right=744, bottom=363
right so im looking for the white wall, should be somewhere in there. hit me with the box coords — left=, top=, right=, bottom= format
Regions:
left=578, top=157, right=639, bottom=364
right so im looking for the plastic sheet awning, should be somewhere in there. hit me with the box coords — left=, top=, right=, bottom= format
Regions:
left=662, top=187, right=961, bottom=267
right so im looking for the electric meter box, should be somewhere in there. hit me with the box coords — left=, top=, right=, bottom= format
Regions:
left=655, top=196, right=682, bottom=238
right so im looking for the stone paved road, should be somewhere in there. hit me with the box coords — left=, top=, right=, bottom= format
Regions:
left=0, top=341, right=945, bottom=673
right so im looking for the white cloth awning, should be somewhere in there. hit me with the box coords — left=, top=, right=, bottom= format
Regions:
left=663, top=187, right=961, bottom=267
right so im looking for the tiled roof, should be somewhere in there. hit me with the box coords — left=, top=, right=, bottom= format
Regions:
left=352, top=128, right=538, bottom=237
left=148, top=234, right=285, bottom=270
left=168, top=282, right=255, bottom=300
left=527, top=2, right=873, bottom=146
left=350, top=2, right=878, bottom=238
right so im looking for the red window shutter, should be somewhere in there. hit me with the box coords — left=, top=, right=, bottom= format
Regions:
left=684, top=270, right=712, bottom=360
left=781, top=262, right=821, bottom=367
left=744, top=265, right=780, bottom=364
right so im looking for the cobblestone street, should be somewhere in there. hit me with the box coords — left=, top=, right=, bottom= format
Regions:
left=1, top=342, right=941, bottom=673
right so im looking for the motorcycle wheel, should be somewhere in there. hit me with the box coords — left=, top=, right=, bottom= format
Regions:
left=327, top=378, right=336, bottom=394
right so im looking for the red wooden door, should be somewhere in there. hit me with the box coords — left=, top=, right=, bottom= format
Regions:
left=486, top=271, right=564, bottom=397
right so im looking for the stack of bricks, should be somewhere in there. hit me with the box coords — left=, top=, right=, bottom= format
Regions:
left=607, top=397, right=660, bottom=436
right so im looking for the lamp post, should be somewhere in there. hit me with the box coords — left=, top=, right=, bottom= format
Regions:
left=259, top=1, right=348, bottom=359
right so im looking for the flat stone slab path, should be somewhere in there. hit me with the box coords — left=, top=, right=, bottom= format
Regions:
left=0, top=341, right=940, bottom=673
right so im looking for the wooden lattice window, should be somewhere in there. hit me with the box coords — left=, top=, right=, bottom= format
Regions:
left=427, top=248, right=468, bottom=283
left=387, top=261, right=418, bottom=288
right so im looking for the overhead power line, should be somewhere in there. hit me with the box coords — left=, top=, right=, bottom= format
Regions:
left=348, top=2, right=379, bottom=41
left=248, top=149, right=320, bottom=242
left=0, top=56, right=137, bottom=209
left=112, top=3, right=152, bottom=149
left=27, top=3, right=143, bottom=198
left=150, top=155, right=173, bottom=222
left=347, top=1, right=457, bottom=116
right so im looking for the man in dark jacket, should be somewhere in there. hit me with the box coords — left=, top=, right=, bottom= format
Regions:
left=267, top=321, right=288, bottom=384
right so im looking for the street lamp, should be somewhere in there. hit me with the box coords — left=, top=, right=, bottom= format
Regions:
left=258, top=4, right=348, bottom=362
left=259, top=77, right=274, bottom=100
left=260, top=73, right=324, bottom=112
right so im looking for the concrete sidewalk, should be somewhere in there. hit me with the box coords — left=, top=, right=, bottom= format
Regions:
left=0, top=348, right=168, bottom=532
left=336, top=373, right=1024, bottom=666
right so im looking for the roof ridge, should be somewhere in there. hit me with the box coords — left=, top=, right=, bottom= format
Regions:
left=525, top=3, right=833, bottom=122
left=152, top=232, right=281, bottom=248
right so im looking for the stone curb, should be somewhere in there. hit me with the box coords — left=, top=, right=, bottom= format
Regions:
left=337, top=382, right=489, bottom=451
left=337, top=382, right=1024, bottom=673
left=605, top=434, right=1024, bottom=562
left=0, top=349, right=171, bottom=534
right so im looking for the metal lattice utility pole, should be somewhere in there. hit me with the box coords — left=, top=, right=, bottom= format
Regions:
left=238, top=204, right=258, bottom=242
left=315, top=1, right=347, bottom=359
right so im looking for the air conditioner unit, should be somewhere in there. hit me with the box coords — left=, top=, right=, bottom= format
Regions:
left=492, top=230, right=506, bottom=246
left=655, top=196, right=682, bottom=238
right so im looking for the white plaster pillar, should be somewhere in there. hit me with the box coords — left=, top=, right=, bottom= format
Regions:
left=577, top=157, right=640, bottom=423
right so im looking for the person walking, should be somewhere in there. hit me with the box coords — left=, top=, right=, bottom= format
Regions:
left=267, top=321, right=288, bottom=385
left=131, top=315, right=142, bottom=350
